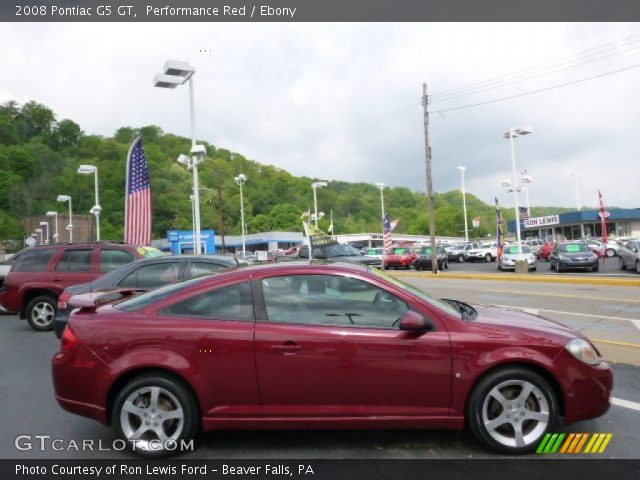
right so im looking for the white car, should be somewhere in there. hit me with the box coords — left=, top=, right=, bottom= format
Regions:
left=498, top=244, right=537, bottom=271
left=466, top=242, right=498, bottom=262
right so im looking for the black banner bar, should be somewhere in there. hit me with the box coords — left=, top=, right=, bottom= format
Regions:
left=4, top=459, right=640, bottom=480
left=3, top=0, right=640, bottom=22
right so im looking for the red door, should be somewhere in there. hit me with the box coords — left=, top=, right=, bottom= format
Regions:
left=254, top=273, right=452, bottom=418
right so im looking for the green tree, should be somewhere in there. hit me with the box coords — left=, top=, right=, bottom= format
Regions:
left=0, top=115, right=18, bottom=145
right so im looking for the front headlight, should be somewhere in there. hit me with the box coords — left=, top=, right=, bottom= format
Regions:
left=565, top=338, right=601, bottom=365
left=559, top=255, right=569, bottom=261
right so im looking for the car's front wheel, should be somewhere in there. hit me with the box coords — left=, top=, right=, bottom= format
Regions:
left=467, top=367, right=558, bottom=454
left=25, top=295, right=56, bottom=331
left=458, top=254, right=465, bottom=263
left=113, top=375, right=199, bottom=457
left=606, top=248, right=616, bottom=258
left=619, top=257, right=626, bottom=270
left=485, top=253, right=492, bottom=263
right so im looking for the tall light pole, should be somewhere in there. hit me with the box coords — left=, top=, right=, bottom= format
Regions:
left=571, top=172, right=584, bottom=238
left=57, top=195, right=73, bottom=243
left=235, top=174, right=248, bottom=257
left=374, top=182, right=386, bottom=235
left=39, top=221, right=49, bottom=244
left=457, top=166, right=469, bottom=242
left=77, top=164, right=101, bottom=241
left=521, top=169, right=533, bottom=215
left=311, top=181, right=328, bottom=228
left=46, top=211, right=58, bottom=243
left=35, top=228, right=43, bottom=245
left=503, top=126, right=533, bottom=245
left=154, top=60, right=204, bottom=254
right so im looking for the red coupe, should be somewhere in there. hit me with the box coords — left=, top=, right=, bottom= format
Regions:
left=52, top=262, right=612, bottom=457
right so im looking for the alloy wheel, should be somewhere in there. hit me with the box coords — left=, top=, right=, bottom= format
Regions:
left=119, top=386, right=185, bottom=451
left=481, top=379, right=550, bottom=449
left=30, top=301, right=55, bottom=327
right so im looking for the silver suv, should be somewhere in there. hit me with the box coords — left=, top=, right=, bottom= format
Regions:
left=619, top=239, right=640, bottom=273
left=446, top=242, right=479, bottom=263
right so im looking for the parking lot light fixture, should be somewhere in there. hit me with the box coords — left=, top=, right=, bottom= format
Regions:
left=311, top=181, right=328, bottom=228
left=77, top=164, right=101, bottom=241
left=235, top=174, right=248, bottom=258
left=35, top=228, right=43, bottom=245
left=571, top=172, right=585, bottom=237
left=503, top=126, right=532, bottom=245
left=521, top=169, right=533, bottom=215
left=39, top=221, right=49, bottom=244
left=56, top=195, right=73, bottom=242
left=155, top=59, right=203, bottom=254
left=46, top=211, right=58, bottom=242
left=457, top=166, right=469, bottom=242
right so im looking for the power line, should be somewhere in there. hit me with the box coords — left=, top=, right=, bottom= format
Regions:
left=430, top=41, right=640, bottom=105
left=434, top=62, right=640, bottom=113
left=430, top=31, right=640, bottom=100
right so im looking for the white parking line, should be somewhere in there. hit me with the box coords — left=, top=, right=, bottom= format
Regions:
left=611, top=397, right=640, bottom=412
left=485, top=304, right=640, bottom=330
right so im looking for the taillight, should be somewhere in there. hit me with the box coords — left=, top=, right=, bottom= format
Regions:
left=61, top=326, right=80, bottom=351
left=58, top=292, right=72, bottom=310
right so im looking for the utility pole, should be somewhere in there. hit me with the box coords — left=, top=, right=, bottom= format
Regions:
left=216, top=179, right=227, bottom=254
left=422, top=83, right=438, bottom=274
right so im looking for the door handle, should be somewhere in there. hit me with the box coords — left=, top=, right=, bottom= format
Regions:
left=270, top=343, right=302, bottom=353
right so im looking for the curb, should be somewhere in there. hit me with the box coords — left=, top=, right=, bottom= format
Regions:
left=390, top=271, right=640, bottom=287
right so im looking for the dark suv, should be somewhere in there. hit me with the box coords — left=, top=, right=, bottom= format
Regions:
left=0, top=243, right=163, bottom=331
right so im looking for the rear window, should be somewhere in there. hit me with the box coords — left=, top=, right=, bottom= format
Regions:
left=116, top=276, right=207, bottom=312
left=392, top=248, right=411, bottom=254
left=135, top=246, right=165, bottom=259
left=12, top=249, right=56, bottom=272
left=560, top=243, right=590, bottom=253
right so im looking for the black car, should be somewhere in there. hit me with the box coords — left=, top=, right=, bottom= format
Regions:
left=296, top=244, right=382, bottom=267
left=549, top=242, right=599, bottom=273
left=54, top=255, right=239, bottom=338
left=413, top=246, right=449, bottom=270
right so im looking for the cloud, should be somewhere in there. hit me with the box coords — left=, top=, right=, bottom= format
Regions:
left=1, top=22, right=638, bottom=207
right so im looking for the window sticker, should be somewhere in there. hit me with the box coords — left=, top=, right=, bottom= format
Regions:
left=566, top=244, right=581, bottom=253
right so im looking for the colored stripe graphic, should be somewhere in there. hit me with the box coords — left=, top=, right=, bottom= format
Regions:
left=537, top=433, right=612, bottom=454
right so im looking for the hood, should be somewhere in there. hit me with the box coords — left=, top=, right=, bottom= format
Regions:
left=473, top=305, right=581, bottom=342
left=559, top=251, right=597, bottom=259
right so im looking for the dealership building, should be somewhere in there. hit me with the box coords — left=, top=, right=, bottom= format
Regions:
left=506, top=208, right=640, bottom=240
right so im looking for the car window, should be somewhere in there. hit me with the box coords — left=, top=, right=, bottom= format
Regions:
left=560, top=243, right=590, bottom=253
left=261, top=274, right=409, bottom=329
left=100, top=249, right=135, bottom=272
left=11, top=249, right=56, bottom=272
left=161, top=282, right=254, bottom=320
left=116, top=276, right=208, bottom=312
left=55, top=249, right=93, bottom=272
left=118, top=262, right=180, bottom=289
left=188, top=261, right=226, bottom=277
left=505, top=245, right=530, bottom=254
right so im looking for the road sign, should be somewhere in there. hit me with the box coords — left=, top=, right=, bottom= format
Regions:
left=524, top=215, right=560, bottom=228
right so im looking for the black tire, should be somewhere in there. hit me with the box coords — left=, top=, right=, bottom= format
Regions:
left=467, top=367, right=559, bottom=454
left=592, top=265, right=599, bottom=272
left=636, top=260, right=640, bottom=274
left=549, top=261, right=555, bottom=271
left=619, top=257, right=626, bottom=270
left=531, top=267, right=537, bottom=272
left=112, top=374, right=199, bottom=458
left=606, top=248, right=616, bottom=258
left=25, top=295, right=56, bottom=331
left=444, top=260, right=449, bottom=270
left=458, top=254, right=465, bottom=263
left=485, top=254, right=492, bottom=263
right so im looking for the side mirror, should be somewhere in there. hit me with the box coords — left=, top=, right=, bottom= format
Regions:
left=399, top=311, right=435, bottom=332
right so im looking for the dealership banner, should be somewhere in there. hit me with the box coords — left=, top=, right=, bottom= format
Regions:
left=524, top=215, right=560, bottom=228
left=4, top=459, right=640, bottom=480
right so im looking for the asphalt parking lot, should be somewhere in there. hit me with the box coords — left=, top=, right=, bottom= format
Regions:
left=1, top=276, right=638, bottom=460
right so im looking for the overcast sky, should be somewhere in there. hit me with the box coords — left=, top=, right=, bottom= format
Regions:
left=2, top=22, right=639, bottom=209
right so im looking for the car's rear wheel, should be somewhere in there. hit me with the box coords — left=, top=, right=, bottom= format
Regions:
left=25, top=295, right=56, bottom=331
left=458, top=254, right=465, bottom=263
left=113, top=375, right=199, bottom=457
left=467, top=367, right=558, bottom=454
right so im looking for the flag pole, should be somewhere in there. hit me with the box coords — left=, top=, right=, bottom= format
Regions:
left=123, top=136, right=139, bottom=243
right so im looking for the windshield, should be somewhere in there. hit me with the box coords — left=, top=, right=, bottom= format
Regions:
left=417, top=247, right=443, bottom=254
left=115, top=276, right=207, bottom=312
left=365, top=248, right=383, bottom=255
left=392, top=247, right=412, bottom=255
left=505, top=245, right=531, bottom=254
left=138, top=246, right=165, bottom=258
left=560, top=243, right=590, bottom=253
left=313, top=244, right=360, bottom=258
left=369, top=268, right=462, bottom=320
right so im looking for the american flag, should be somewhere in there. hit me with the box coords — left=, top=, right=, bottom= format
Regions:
left=519, top=206, right=530, bottom=220
left=383, top=214, right=392, bottom=252
left=495, top=197, right=504, bottom=260
left=124, top=137, right=152, bottom=245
